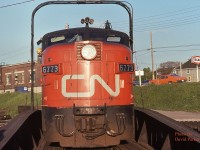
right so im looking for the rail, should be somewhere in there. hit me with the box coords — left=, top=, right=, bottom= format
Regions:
left=134, top=107, right=200, bottom=149
left=0, top=110, right=42, bottom=150
left=1, top=108, right=200, bottom=149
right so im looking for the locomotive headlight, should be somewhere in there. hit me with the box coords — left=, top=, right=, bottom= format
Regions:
left=81, top=45, right=97, bottom=60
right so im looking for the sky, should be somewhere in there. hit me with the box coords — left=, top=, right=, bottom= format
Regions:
left=0, top=0, right=200, bottom=70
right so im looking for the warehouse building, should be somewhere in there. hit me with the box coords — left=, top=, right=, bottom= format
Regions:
left=0, top=62, right=41, bottom=93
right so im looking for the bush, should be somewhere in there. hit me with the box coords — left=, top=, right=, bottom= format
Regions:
left=0, top=92, right=41, bottom=117
left=134, top=83, right=200, bottom=112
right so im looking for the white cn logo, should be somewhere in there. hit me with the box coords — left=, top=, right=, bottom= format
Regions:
left=61, top=74, right=120, bottom=97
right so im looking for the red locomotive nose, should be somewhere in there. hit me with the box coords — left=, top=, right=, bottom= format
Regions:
left=40, top=33, right=134, bottom=146
left=41, top=40, right=134, bottom=107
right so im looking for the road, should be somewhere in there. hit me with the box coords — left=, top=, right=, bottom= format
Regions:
left=154, top=110, right=200, bottom=121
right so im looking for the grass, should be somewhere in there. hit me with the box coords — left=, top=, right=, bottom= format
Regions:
left=134, top=82, right=200, bottom=112
left=0, top=92, right=41, bottom=117
left=0, top=83, right=200, bottom=117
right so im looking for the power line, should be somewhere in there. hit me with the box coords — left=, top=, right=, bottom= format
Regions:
left=0, top=45, right=30, bottom=62
left=136, top=51, right=150, bottom=57
left=112, top=5, right=200, bottom=26
left=27, top=2, right=198, bottom=33
left=135, top=48, right=200, bottom=58
left=153, top=44, right=200, bottom=50
left=155, top=49, right=200, bottom=52
left=136, top=44, right=200, bottom=52
left=135, top=5, right=200, bottom=22
left=0, top=0, right=34, bottom=9
left=133, top=4, right=200, bottom=32
left=111, top=5, right=200, bottom=30
left=0, top=51, right=29, bottom=62
left=135, top=13, right=200, bottom=27
left=135, top=17, right=200, bottom=32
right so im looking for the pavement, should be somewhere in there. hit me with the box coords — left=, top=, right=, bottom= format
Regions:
left=154, top=110, right=200, bottom=121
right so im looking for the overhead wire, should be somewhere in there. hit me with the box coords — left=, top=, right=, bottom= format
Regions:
left=135, top=44, right=200, bottom=62
left=1, top=1, right=199, bottom=65
left=0, top=45, right=30, bottom=63
left=135, top=12, right=200, bottom=27
left=155, top=49, right=200, bottom=52
left=0, top=51, right=30, bottom=61
left=0, top=0, right=34, bottom=9
left=0, top=0, right=37, bottom=64
left=135, top=5, right=200, bottom=22
left=110, top=4, right=200, bottom=32
left=95, top=4, right=200, bottom=68
left=135, top=9, right=200, bottom=32
left=136, top=44, right=200, bottom=52
left=135, top=17, right=200, bottom=32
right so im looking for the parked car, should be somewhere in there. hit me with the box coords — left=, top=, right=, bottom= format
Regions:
left=133, top=80, right=149, bottom=86
left=149, top=74, right=187, bottom=85
left=133, top=80, right=140, bottom=86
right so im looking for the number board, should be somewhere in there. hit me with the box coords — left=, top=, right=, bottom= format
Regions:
left=119, top=64, right=134, bottom=72
left=42, top=65, right=59, bottom=74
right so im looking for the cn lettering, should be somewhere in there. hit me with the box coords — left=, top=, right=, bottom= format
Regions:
left=61, top=74, right=120, bottom=97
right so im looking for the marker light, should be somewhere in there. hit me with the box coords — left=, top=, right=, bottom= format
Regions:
left=81, top=45, right=97, bottom=60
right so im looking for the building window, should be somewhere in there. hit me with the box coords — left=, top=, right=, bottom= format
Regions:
left=29, top=70, right=35, bottom=83
left=5, top=73, right=11, bottom=85
left=188, top=76, right=191, bottom=82
left=172, top=70, right=176, bottom=74
left=186, top=69, right=190, bottom=74
left=15, top=72, right=24, bottom=84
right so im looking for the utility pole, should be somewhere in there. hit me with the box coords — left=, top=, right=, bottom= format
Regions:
left=197, top=64, right=199, bottom=82
left=180, top=62, right=182, bottom=76
left=150, top=32, right=155, bottom=80
left=0, top=62, right=5, bottom=85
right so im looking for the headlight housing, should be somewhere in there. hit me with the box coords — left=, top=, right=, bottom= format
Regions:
left=81, top=45, right=97, bottom=60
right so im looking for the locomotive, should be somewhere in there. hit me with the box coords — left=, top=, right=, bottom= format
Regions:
left=33, top=1, right=134, bottom=148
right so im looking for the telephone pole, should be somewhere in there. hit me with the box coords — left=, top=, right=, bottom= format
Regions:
left=150, top=32, right=155, bottom=80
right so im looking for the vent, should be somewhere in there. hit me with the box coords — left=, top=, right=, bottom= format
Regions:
left=76, top=43, right=101, bottom=60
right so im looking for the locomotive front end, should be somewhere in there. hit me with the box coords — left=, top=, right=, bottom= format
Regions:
left=40, top=21, right=134, bottom=148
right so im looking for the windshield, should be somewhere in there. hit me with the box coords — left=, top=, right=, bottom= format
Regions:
left=42, top=27, right=129, bottom=50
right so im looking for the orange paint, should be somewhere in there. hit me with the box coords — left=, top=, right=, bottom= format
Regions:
left=42, top=41, right=134, bottom=108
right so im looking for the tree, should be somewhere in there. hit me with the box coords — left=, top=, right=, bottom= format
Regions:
left=142, top=67, right=152, bottom=81
left=135, top=67, right=152, bottom=81
left=160, top=61, right=179, bottom=68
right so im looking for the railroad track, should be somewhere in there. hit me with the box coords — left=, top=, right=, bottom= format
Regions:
left=38, top=136, right=151, bottom=149
left=1, top=108, right=200, bottom=150
left=180, top=121, right=200, bottom=133
left=112, top=140, right=152, bottom=150
left=0, top=109, right=11, bottom=128
left=41, top=139, right=151, bottom=150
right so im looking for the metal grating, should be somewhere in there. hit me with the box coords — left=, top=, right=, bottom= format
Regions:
left=76, top=43, right=101, bottom=60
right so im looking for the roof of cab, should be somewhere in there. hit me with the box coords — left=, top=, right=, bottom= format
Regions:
left=41, top=27, right=130, bottom=49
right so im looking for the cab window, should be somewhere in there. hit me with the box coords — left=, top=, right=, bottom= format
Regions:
left=107, top=36, right=121, bottom=42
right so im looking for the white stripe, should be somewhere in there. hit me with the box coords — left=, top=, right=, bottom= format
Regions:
left=61, top=74, right=120, bottom=97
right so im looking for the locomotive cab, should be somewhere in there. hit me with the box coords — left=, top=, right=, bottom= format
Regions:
left=39, top=18, right=134, bottom=148
left=40, top=21, right=130, bottom=51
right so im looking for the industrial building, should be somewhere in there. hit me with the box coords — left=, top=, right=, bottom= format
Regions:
left=0, top=62, right=41, bottom=93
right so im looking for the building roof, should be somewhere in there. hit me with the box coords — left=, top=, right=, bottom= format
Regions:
left=156, top=67, right=174, bottom=75
left=1, top=61, right=39, bottom=68
left=176, top=59, right=197, bottom=69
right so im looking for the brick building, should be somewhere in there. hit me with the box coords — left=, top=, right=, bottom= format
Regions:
left=0, top=62, right=41, bottom=93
